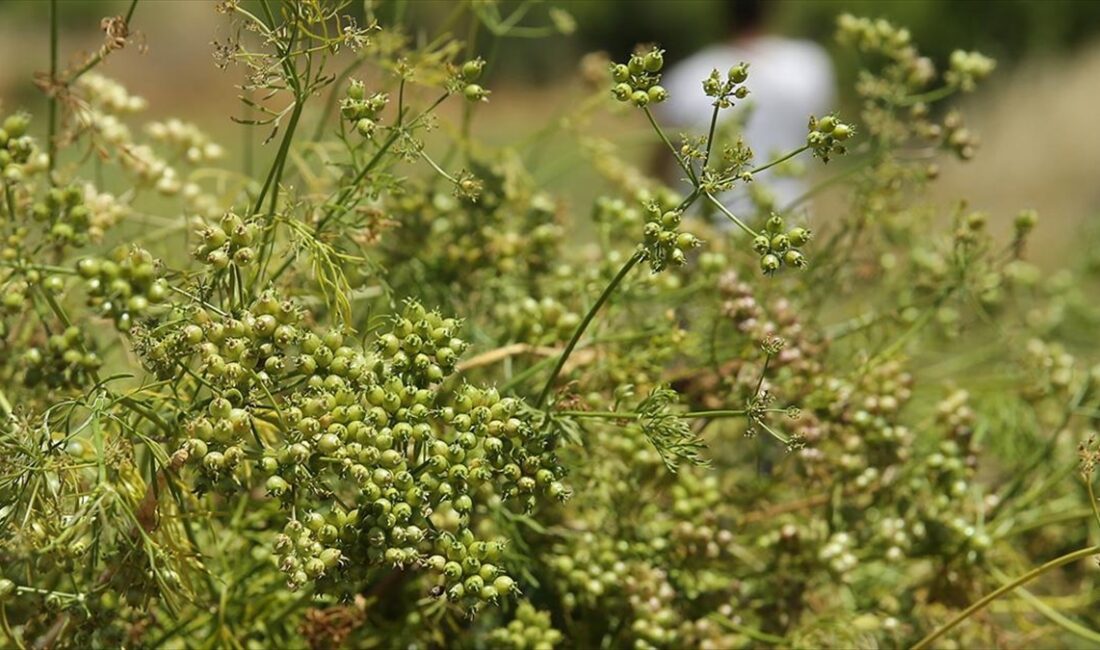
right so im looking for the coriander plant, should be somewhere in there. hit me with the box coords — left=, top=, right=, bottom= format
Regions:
left=1, top=2, right=1098, bottom=648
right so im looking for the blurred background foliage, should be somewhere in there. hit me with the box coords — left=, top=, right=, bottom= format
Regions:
left=1, top=0, right=1098, bottom=271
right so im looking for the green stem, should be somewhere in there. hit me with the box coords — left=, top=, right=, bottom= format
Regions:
left=704, top=192, right=758, bottom=238
left=557, top=409, right=748, bottom=420
left=911, top=545, right=1100, bottom=650
left=1088, top=479, right=1100, bottom=529
left=895, top=85, right=956, bottom=107
left=252, top=101, right=304, bottom=216
left=254, top=100, right=306, bottom=282
left=707, top=614, right=784, bottom=645
left=779, top=154, right=872, bottom=213
left=988, top=567, right=1100, bottom=645
left=643, top=107, right=695, bottom=184
left=47, top=0, right=59, bottom=184
left=747, top=145, right=809, bottom=176
left=701, top=103, right=722, bottom=171
left=535, top=251, right=643, bottom=408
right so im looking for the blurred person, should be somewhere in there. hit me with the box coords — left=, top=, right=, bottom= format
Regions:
left=657, top=0, right=836, bottom=217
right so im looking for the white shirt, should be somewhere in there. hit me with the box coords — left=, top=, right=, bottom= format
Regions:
left=659, top=36, right=836, bottom=214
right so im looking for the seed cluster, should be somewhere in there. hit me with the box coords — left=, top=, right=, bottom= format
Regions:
left=702, top=63, right=750, bottom=107
left=0, top=113, right=44, bottom=183
left=168, top=299, right=569, bottom=610
left=342, top=80, right=390, bottom=137
left=806, top=114, right=854, bottom=163
left=489, top=601, right=564, bottom=650
left=193, top=212, right=261, bottom=269
left=640, top=204, right=701, bottom=273
left=610, top=48, right=668, bottom=107
left=77, top=247, right=169, bottom=331
left=21, top=326, right=102, bottom=390
left=751, top=214, right=811, bottom=274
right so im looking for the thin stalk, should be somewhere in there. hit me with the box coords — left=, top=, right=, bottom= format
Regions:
left=252, top=101, right=305, bottom=216
left=1089, top=479, right=1100, bottom=529
left=701, top=103, right=722, bottom=170
left=911, top=544, right=1100, bottom=650
left=643, top=107, right=695, bottom=184
left=994, top=575, right=1100, bottom=646
left=557, top=409, right=748, bottom=420
left=254, top=101, right=305, bottom=280
left=535, top=251, right=643, bottom=408
left=704, top=192, right=758, bottom=238
left=779, top=155, right=872, bottom=213
left=707, top=614, right=784, bottom=645
left=895, top=85, right=956, bottom=107
left=47, top=0, right=59, bottom=184
left=747, top=145, right=808, bottom=176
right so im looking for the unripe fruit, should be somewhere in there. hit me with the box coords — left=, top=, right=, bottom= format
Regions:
left=788, top=227, right=812, bottom=246
left=463, top=84, right=488, bottom=102
left=461, top=59, right=485, bottom=81
left=643, top=50, right=664, bottom=72
left=784, top=249, right=807, bottom=268
left=347, top=80, right=366, bottom=101
left=647, top=85, right=668, bottom=103
left=760, top=254, right=781, bottom=273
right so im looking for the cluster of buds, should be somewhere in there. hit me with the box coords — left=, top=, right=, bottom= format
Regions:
left=146, top=118, right=224, bottom=163
left=76, top=73, right=148, bottom=114
left=836, top=14, right=916, bottom=60
left=640, top=204, right=701, bottom=273
left=610, top=47, right=668, bottom=107
left=946, top=50, right=996, bottom=92
left=702, top=62, right=750, bottom=108
left=806, top=114, right=853, bottom=163
left=752, top=214, right=810, bottom=274
left=342, top=80, right=389, bottom=137
left=943, top=110, right=978, bottom=160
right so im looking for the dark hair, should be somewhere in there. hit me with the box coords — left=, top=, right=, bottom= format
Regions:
left=728, top=0, right=769, bottom=34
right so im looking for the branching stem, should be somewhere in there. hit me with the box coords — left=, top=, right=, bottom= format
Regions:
left=912, top=545, right=1100, bottom=650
